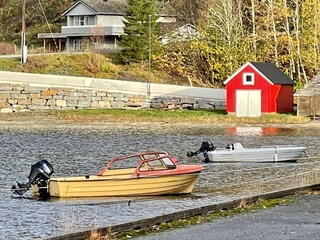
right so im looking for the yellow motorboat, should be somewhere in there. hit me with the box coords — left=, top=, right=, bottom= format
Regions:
left=12, top=151, right=204, bottom=198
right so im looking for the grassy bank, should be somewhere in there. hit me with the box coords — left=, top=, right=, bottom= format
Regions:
left=86, top=197, right=294, bottom=240
left=56, top=108, right=310, bottom=124
left=0, top=53, right=193, bottom=86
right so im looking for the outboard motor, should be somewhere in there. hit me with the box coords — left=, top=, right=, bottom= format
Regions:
left=12, top=160, right=54, bottom=198
left=187, top=141, right=216, bottom=163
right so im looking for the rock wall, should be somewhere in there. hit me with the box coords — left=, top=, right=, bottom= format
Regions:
left=0, top=83, right=225, bottom=113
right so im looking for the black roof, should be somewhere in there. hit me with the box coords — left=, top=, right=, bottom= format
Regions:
left=251, top=62, right=293, bottom=85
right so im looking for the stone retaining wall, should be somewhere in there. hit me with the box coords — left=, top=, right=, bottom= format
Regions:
left=0, top=83, right=225, bottom=113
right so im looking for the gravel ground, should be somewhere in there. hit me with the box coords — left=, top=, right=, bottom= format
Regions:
left=0, top=111, right=61, bottom=125
left=135, top=194, right=320, bottom=240
left=0, top=111, right=319, bottom=128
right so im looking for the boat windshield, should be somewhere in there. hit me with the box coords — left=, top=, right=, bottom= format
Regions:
left=142, top=153, right=159, bottom=160
left=138, top=156, right=176, bottom=172
left=108, top=156, right=141, bottom=170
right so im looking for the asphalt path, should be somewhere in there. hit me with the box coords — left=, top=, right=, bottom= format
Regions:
left=0, top=52, right=83, bottom=59
left=134, top=194, right=320, bottom=240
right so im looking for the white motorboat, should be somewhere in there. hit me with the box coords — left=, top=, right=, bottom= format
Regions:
left=187, top=141, right=307, bottom=163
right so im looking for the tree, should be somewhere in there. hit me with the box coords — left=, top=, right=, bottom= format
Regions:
left=300, top=0, right=320, bottom=83
left=120, top=0, right=160, bottom=63
left=165, top=0, right=208, bottom=26
left=0, top=0, right=72, bottom=45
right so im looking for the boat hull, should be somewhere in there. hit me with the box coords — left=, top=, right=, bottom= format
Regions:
left=206, top=146, right=306, bottom=163
left=32, top=173, right=200, bottom=198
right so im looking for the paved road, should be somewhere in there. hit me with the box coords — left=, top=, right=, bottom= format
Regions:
left=135, top=194, right=320, bottom=240
left=0, top=52, right=84, bottom=59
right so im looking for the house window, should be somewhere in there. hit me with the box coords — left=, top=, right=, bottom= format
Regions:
left=243, top=73, right=254, bottom=85
left=73, top=39, right=87, bottom=51
left=74, top=16, right=89, bottom=26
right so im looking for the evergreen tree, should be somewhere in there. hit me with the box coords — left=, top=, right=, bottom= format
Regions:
left=120, top=0, right=160, bottom=63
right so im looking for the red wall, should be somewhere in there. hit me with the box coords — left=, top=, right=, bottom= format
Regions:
left=226, top=65, right=272, bottom=113
left=226, top=65, right=293, bottom=113
left=273, top=85, right=293, bottom=113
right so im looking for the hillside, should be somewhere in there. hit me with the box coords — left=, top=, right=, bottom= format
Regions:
left=0, top=53, right=199, bottom=87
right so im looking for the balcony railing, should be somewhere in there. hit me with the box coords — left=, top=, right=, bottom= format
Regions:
left=61, top=25, right=124, bottom=36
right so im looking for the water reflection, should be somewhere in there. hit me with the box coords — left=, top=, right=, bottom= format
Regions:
left=0, top=124, right=320, bottom=239
left=226, top=126, right=287, bottom=136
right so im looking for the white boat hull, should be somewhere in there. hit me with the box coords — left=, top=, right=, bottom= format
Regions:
left=205, top=146, right=306, bottom=163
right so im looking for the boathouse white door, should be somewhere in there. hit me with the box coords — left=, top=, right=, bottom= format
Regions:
left=236, top=90, right=261, bottom=117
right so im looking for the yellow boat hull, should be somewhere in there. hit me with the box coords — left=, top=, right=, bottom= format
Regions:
left=32, top=173, right=200, bottom=198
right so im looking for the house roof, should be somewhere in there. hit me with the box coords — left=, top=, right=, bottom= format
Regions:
left=224, top=62, right=294, bottom=85
left=160, top=23, right=199, bottom=44
left=294, top=74, right=320, bottom=96
left=62, top=0, right=171, bottom=16
left=62, top=0, right=126, bottom=16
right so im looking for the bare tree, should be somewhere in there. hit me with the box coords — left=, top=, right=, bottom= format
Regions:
left=292, top=0, right=307, bottom=84
left=267, top=0, right=279, bottom=66
left=250, top=0, right=257, bottom=61
left=90, top=24, right=105, bottom=52
left=206, top=0, right=242, bottom=47
left=283, top=0, right=295, bottom=80
left=166, top=0, right=208, bottom=26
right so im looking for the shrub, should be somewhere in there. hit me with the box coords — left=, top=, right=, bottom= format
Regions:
left=0, top=42, right=16, bottom=55
left=27, top=56, right=48, bottom=69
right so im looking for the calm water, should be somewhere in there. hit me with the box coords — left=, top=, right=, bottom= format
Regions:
left=0, top=123, right=319, bottom=239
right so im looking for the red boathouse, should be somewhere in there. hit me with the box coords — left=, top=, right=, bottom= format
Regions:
left=224, top=62, right=294, bottom=117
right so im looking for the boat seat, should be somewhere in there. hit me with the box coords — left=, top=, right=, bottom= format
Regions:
left=233, top=143, right=243, bottom=150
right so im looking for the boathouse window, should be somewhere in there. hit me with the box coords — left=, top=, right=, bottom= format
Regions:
left=243, top=73, right=254, bottom=85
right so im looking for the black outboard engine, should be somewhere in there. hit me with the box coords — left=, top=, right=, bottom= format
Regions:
left=12, top=160, right=54, bottom=198
left=187, top=141, right=216, bottom=163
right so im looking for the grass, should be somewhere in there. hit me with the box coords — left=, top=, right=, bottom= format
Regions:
left=55, top=108, right=310, bottom=124
left=0, top=53, right=192, bottom=86
left=91, top=197, right=293, bottom=240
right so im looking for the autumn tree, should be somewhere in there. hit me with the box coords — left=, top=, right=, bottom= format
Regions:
left=299, top=0, right=320, bottom=85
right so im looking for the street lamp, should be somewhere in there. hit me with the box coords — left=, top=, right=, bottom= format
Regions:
left=21, top=0, right=27, bottom=64
left=147, top=14, right=152, bottom=95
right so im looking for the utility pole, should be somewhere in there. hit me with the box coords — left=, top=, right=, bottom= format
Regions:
left=21, top=0, right=27, bottom=64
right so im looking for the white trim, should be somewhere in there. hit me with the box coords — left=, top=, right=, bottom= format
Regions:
left=223, top=62, right=274, bottom=85
left=243, top=73, right=254, bottom=85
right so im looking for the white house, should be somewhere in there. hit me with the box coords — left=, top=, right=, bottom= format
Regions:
left=38, top=0, right=176, bottom=52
